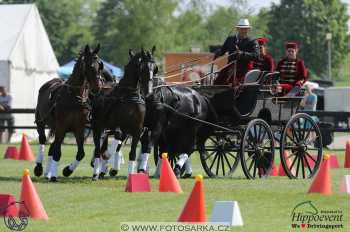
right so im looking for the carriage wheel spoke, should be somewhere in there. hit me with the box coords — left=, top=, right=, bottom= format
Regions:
left=209, top=153, right=218, bottom=171
left=227, top=152, right=238, bottom=160
left=223, top=153, right=233, bottom=171
left=204, top=151, right=216, bottom=161
left=289, top=155, right=298, bottom=170
left=303, top=155, right=313, bottom=174
left=253, top=125, right=258, bottom=143
left=295, top=156, right=301, bottom=177
left=286, top=133, right=298, bottom=145
left=287, top=151, right=298, bottom=159
left=221, top=153, right=226, bottom=176
left=290, top=124, right=300, bottom=143
left=296, top=119, right=303, bottom=141
left=301, top=154, right=306, bottom=178
left=305, top=152, right=317, bottom=163
left=216, top=154, right=221, bottom=176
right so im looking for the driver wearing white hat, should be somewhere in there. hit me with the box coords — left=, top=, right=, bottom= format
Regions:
left=214, top=18, right=259, bottom=86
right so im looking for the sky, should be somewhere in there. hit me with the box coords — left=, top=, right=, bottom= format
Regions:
left=211, top=0, right=350, bottom=15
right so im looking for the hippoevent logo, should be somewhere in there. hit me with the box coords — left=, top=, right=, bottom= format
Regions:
left=291, top=201, right=343, bottom=230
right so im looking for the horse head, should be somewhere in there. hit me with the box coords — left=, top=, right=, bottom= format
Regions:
left=83, top=44, right=103, bottom=93
left=122, top=46, right=158, bottom=97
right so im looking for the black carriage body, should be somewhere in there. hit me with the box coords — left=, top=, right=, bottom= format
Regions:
left=191, top=69, right=323, bottom=179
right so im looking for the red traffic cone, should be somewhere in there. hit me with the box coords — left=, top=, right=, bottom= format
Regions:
left=344, top=141, right=350, bottom=168
left=4, top=146, right=19, bottom=160
left=18, top=134, right=34, bottom=161
left=308, top=155, right=332, bottom=195
left=125, top=173, right=151, bottom=192
left=178, top=175, right=206, bottom=223
left=159, top=153, right=183, bottom=193
left=0, top=194, right=18, bottom=217
left=18, top=169, right=48, bottom=220
left=270, top=164, right=279, bottom=176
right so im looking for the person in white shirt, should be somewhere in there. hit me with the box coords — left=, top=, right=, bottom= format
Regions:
left=0, top=86, right=14, bottom=143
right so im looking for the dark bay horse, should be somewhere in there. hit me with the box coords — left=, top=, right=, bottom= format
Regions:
left=91, top=47, right=157, bottom=180
left=34, top=45, right=102, bottom=182
left=139, top=77, right=217, bottom=178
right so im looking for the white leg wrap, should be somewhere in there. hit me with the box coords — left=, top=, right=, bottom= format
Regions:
left=108, top=139, right=121, bottom=156
left=154, top=159, right=162, bottom=178
left=128, top=161, right=135, bottom=174
left=93, top=158, right=101, bottom=175
left=36, top=145, right=45, bottom=163
left=139, top=153, right=150, bottom=171
left=50, top=160, right=59, bottom=178
left=69, top=160, right=80, bottom=171
left=111, top=152, right=123, bottom=170
left=44, top=156, right=52, bottom=178
left=176, top=153, right=189, bottom=168
left=101, top=159, right=108, bottom=173
left=185, top=157, right=193, bottom=174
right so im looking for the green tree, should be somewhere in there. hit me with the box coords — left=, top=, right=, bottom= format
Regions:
left=267, top=0, right=350, bottom=79
left=93, top=0, right=178, bottom=66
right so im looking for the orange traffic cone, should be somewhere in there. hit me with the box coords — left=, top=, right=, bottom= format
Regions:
left=279, top=150, right=296, bottom=176
left=178, top=175, right=206, bottom=223
left=18, top=169, right=48, bottom=220
left=159, top=153, right=183, bottom=193
left=270, top=164, right=279, bottom=176
left=18, top=134, right=34, bottom=161
left=125, top=173, right=151, bottom=192
left=4, top=146, right=19, bottom=160
left=308, top=155, right=332, bottom=195
left=344, top=141, right=350, bottom=168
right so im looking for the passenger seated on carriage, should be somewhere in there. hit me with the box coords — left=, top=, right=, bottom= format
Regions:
left=252, top=37, right=275, bottom=72
left=213, top=18, right=259, bottom=86
left=276, top=42, right=308, bottom=95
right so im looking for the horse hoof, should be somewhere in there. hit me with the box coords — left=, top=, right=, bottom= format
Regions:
left=137, top=169, right=145, bottom=173
left=62, top=166, right=73, bottom=177
left=34, top=163, right=43, bottom=177
left=50, top=176, right=58, bottom=182
left=174, top=165, right=181, bottom=179
left=98, top=172, right=105, bottom=179
left=109, top=169, right=118, bottom=177
left=92, top=174, right=98, bottom=181
left=183, top=173, right=192, bottom=179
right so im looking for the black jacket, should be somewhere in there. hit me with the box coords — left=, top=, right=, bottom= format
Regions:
left=215, top=35, right=259, bottom=77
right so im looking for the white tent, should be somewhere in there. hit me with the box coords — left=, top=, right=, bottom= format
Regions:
left=0, top=4, right=59, bottom=139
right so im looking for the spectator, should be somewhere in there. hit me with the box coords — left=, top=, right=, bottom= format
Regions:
left=300, top=84, right=318, bottom=111
left=0, top=86, right=14, bottom=143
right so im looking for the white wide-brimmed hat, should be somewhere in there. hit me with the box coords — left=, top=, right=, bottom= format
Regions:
left=236, top=18, right=251, bottom=28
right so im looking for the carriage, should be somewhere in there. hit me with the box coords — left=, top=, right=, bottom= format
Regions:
left=188, top=69, right=323, bottom=179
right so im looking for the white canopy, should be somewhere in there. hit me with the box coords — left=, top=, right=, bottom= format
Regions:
left=0, top=4, right=58, bottom=72
left=0, top=4, right=59, bottom=140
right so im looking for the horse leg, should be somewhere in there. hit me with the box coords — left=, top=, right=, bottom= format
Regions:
left=92, top=129, right=102, bottom=181
left=34, top=123, right=46, bottom=177
left=50, top=129, right=65, bottom=182
left=183, top=157, right=193, bottom=178
left=128, top=133, right=141, bottom=175
left=108, top=131, right=125, bottom=177
left=138, top=128, right=151, bottom=173
left=99, top=133, right=110, bottom=179
left=63, top=129, right=85, bottom=177
left=45, top=143, right=54, bottom=179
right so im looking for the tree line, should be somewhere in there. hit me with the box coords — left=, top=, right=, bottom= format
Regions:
left=1, top=0, right=349, bottom=80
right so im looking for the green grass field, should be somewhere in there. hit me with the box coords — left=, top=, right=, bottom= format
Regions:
left=0, top=143, right=350, bottom=232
